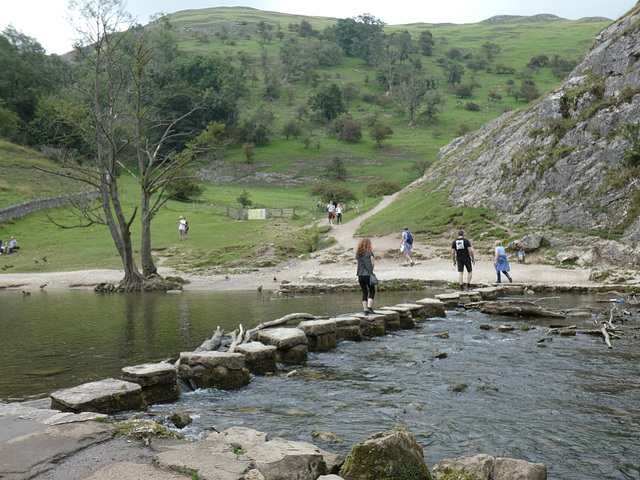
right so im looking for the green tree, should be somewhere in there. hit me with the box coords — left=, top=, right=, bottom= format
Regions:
left=324, top=155, right=348, bottom=181
left=333, top=14, right=385, bottom=65
left=364, top=179, right=401, bottom=197
left=281, top=118, right=303, bottom=139
left=0, top=27, right=62, bottom=130
left=330, top=114, right=362, bottom=142
left=481, top=42, right=502, bottom=62
left=442, top=60, right=465, bottom=88
left=308, top=182, right=358, bottom=205
left=421, top=89, right=446, bottom=124
left=0, top=98, right=20, bottom=140
left=242, top=142, right=255, bottom=163
left=418, top=30, right=434, bottom=56
left=312, top=83, right=345, bottom=122
left=236, top=189, right=253, bottom=207
left=370, top=121, right=393, bottom=148
left=394, top=69, right=438, bottom=126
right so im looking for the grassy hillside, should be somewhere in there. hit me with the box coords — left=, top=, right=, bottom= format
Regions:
left=0, top=10, right=614, bottom=273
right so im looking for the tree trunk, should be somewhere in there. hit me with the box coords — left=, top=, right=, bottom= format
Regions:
left=139, top=185, right=157, bottom=277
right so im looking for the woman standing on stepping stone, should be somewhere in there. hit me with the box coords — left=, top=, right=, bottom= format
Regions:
left=356, top=238, right=376, bottom=314
left=494, top=240, right=512, bottom=284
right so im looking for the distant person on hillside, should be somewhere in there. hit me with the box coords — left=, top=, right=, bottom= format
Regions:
left=452, top=230, right=475, bottom=290
left=400, top=226, right=414, bottom=266
left=356, top=237, right=376, bottom=315
left=494, top=240, right=512, bottom=284
left=179, top=216, right=188, bottom=240
left=354, top=203, right=359, bottom=213
left=336, top=203, right=343, bottom=224
left=327, top=200, right=336, bottom=226
left=317, top=199, right=323, bottom=212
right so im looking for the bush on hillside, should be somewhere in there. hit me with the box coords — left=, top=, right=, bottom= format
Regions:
left=364, top=179, right=401, bottom=197
left=308, top=182, right=357, bottom=205
left=167, top=177, right=205, bottom=202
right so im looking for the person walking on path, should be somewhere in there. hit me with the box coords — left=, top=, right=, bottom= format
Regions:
left=178, top=216, right=188, bottom=240
left=452, top=230, right=475, bottom=290
left=494, top=240, right=512, bottom=283
left=400, top=226, right=414, bottom=266
left=356, top=238, right=376, bottom=314
left=336, top=203, right=343, bottom=224
left=327, top=201, right=336, bottom=226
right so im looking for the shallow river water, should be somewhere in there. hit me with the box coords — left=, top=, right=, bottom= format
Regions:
left=1, top=289, right=638, bottom=479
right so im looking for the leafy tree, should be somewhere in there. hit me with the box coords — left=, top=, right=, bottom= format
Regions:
left=312, top=83, right=345, bottom=122
left=411, top=159, right=433, bottom=176
left=281, top=118, right=303, bottom=139
left=236, top=189, right=253, bottom=207
left=29, top=94, right=92, bottom=154
left=481, top=42, right=502, bottom=62
left=420, top=89, right=446, bottom=124
left=308, top=182, right=358, bottom=205
left=341, top=82, right=360, bottom=104
left=370, top=121, right=393, bottom=148
left=495, top=63, right=516, bottom=75
left=0, top=27, right=62, bottom=130
left=167, top=175, right=206, bottom=201
left=418, top=30, right=434, bottom=56
left=394, top=69, right=438, bottom=126
left=333, top=14, right=385, bottom=65
left=527, top=54, right=549, bottom=70
left=324, top=155, right=348, bottom=181
left=242, top=142, right=255, bottom=163
left=442, top=60, right=465, bottom=88
left=453, top=83, right=475, bottom=98
left=467, top=58, right=488, bottom=74
left=240, top=103, right=274, bottom=145
left=364, top=179, right=401, bottom=197
left=520, top=80, right=541, bottom=102
left=0, top=98, right=20, bottom=140
left=330, top=114, right=362, bottom=142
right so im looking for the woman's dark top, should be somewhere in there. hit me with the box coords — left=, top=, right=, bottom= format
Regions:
left=356, top=251, right=374, bottom=276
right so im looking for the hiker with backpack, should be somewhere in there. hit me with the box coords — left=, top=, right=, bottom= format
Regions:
left=400, top=226, right=414, bottom=266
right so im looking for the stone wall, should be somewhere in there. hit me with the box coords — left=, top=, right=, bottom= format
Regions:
left=0, top=191, right=99, bottom=223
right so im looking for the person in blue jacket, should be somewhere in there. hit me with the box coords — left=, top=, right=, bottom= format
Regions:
left=494, top=240, right=512, bottom=283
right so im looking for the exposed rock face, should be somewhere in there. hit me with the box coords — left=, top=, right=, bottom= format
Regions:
left=340, top=429, right=432, bottom=480
left=423, top=5, right=640, bottom=265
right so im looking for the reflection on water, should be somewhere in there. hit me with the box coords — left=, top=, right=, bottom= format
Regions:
left=1, top=289, right=639, bottom=479
left=0, top=288, right=423, bottom=400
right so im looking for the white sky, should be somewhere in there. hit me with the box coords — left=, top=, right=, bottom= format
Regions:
left=1, top=0, right=636, bottom=55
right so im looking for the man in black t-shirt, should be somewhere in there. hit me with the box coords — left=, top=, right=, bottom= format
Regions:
left=451, top=230, right=475, bottom=290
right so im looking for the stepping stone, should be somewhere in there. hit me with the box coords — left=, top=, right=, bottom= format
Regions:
left=235, top=342, right=277, bottom=374
left=50, top=378, right=146, bottom=414
left=179, top=351, right=250, bottom=390
left=257, top=328, right=308, bottom=364
left=121, top=362, right=180, bottom=405
left=298, top=319, right=337, bottom=351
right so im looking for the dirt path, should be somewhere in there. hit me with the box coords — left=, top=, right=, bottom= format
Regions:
left=0, top=190, right=600, bottom=291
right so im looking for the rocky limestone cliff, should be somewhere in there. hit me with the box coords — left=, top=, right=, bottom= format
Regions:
left=423, top=4, right=640, bottom=266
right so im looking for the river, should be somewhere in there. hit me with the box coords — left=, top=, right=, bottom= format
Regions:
left=0, top=289, right=638, bottom=479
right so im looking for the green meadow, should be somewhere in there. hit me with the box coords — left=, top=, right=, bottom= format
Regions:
left=0, top=10, right=615, bottom=274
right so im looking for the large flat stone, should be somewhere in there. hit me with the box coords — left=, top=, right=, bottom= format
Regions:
left=257, top=328, right=308, bottom=349
left=235, top=342, right=277, bottom=374
left=50, top=378, right=146, bottom=414
left=180, top=351, right=246, bottom=370
left=122, top=363, right=180, bottom=405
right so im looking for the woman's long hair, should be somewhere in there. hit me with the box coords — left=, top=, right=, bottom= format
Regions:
left=356, top=238, right=373, bottom=257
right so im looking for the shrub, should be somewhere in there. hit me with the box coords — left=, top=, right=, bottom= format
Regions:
left=364, top=179, right=401, bottom=197
left=167, top=178, right=205, bottom=202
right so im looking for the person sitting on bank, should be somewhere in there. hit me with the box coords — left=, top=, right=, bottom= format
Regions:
left=4, top=236, right=18, bottom=254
